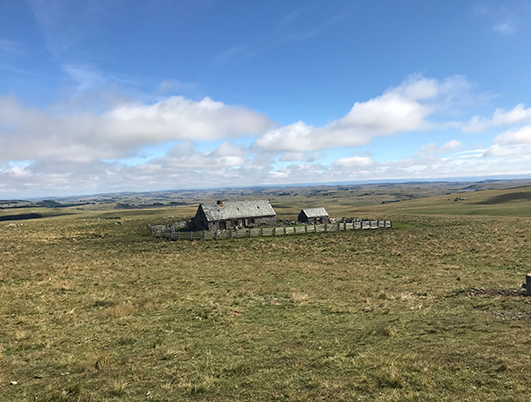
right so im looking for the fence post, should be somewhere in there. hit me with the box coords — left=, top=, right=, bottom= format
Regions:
left=338, top=222, right=341, bottom=231
left=215, top=230, right=218, bottom=239
left=314, top=224, right=317, bottom=232
left=229, top=230, right=233, bottom=239
left=248, top=229, right=251, bottom=237
left=177, top=231, right=180, bottom=240
left=203, top=230, right=206, bottom=239
left=171, top=225, right=175, bottom=240
left=273, top=227, right=276, bottom=236
left=325, top=223, right=328, bottom=232
left=190, top=231, right=193, bottom=241
left=260, top=228, right=263, bottom=236
left=284, top=226, right=287, bottom=235
left=294, top=226, right=297, bottom=234
left=305, top=225, right=308, bottom=234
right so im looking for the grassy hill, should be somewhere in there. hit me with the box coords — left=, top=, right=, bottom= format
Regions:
left=351, top=186, right=531, bottom=218
left=1, top=186, right=531, bottom=400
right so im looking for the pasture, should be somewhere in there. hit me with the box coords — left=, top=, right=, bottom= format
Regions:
left=1, top=186, right=531, bottom=400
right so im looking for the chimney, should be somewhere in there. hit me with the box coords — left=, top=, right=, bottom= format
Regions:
left=216, top=200, right=224, bottom=207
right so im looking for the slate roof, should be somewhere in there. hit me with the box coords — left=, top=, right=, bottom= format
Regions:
left=301, top=207, right=329, bottom=218
left=200, top=200, right=276, bottom=222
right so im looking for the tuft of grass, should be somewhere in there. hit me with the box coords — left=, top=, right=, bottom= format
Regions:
left=375, top=365, right=404, bottom=389
left=109, top=379, right=127, bottom=397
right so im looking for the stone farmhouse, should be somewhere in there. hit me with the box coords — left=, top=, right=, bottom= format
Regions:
left=192, top=200, right=276, bottom=231
left=298, top=207, right=330, bottom=224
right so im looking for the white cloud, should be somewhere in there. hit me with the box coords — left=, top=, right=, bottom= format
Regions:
left=392, top=75, right=439, bottom=100
left=483, top=144, right=531, bottom=157
left=463, top=104, right=531, bottom=132
left=210, top=142, right=246, bottom=158
left=256, top=75, right=468, bottom=152
left=439, top=139, right=462, bottom=152
left=279, top=152, right=305, bottom=162
left=279, top=151, right=324, bottom=162
left=415, top=140, right=462, bottom=156
left=257, top=92, right=430, bottom=151
left=493, top=125, right=531, bottom=145
left=4, top=166, right=32, bottom=179
left=0, top=95, right=272, bottom=163
left=333, top=156, right=374, bottom=168
left=483, top=126, right=531, bottom=157
left=156, top=142, right=246, bottom=169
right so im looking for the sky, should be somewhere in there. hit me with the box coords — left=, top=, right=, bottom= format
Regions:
left=1, top=0, right=531, bottom=198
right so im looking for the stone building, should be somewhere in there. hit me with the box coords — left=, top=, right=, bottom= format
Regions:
left=298, top=207, right=330, bottom=224
left=193, top=200, right=276, bottom=231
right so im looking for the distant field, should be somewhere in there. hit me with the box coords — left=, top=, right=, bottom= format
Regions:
left=1, top=186, right=531, bottom=400
left=351, top=186, right=531, bottom=218
left=2, top=183, right=531, bottom=223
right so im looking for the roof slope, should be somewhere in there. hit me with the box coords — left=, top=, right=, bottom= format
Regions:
left=301, top=207, right=329, bottom=218
left=201, top=200, right=276, bottom=222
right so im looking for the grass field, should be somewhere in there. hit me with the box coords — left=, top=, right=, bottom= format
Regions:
left=2, top=186, right=531, bottom=400
left=350, top=186, right=531, bottom=218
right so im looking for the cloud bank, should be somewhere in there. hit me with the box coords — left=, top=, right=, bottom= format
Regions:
left=0, top=95, right=272, bottom=163
left=2, top=74, right=531, bottom=197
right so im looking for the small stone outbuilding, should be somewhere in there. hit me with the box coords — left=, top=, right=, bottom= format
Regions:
left=298, top=207, right=330, bottom=224
left=193, top=200, right=276, bottom=231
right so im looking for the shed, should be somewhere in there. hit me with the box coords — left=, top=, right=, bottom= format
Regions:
left=298, top=207, right=330, bottom=224
left=193, top=200, right=276, bottom=231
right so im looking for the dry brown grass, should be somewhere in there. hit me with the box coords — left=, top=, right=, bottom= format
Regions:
left=1, top=207, right=531, bottom=400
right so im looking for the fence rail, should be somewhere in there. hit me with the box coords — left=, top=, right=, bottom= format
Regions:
left=151, top=220, right=392, bottom=241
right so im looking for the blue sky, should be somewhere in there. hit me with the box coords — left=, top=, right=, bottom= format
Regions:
left=1, top=0, right=531, bottom=198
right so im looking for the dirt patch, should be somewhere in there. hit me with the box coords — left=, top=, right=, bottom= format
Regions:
left=468, top=288, right=525, bottom=297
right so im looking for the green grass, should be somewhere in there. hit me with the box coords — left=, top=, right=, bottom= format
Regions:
left=2, top=187, right=531, bottom=400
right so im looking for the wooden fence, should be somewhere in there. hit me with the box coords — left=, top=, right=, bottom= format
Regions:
left=151, top=220, right=392, bottom=241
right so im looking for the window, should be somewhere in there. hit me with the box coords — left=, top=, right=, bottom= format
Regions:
left=250, top=218, right=255, bottom=224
